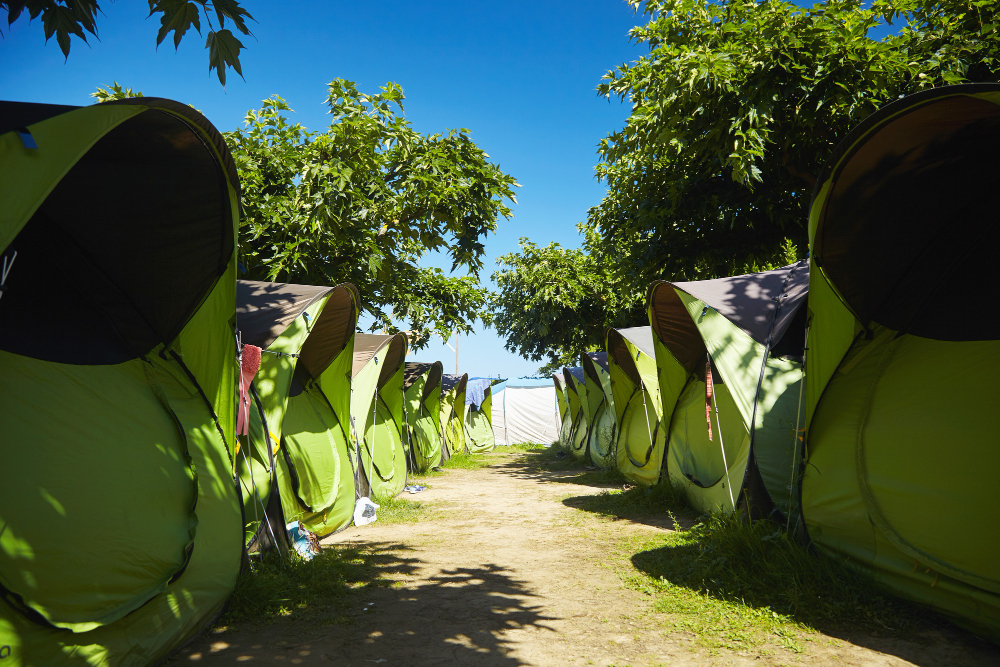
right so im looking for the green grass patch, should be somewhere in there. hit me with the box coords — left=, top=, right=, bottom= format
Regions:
left=372, top=495, right=429, bottom=524
left=439, top=450, right=497, bottom=470
left=502, top=442, right=549, bottom=452
left=621, top=514, right=927, bottom=652
left=222, top=545, right=390, bottom=627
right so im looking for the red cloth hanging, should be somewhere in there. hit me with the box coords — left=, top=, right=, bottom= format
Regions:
left=236, top=344, right=262, bottom=437
left=705, top=358, right=714, bottom=442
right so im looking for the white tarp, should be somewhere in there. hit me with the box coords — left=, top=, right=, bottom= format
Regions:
left=492, top=383, right=560, bottom=445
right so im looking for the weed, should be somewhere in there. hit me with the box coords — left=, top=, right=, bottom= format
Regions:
left=373, top=496, right=430, bottom=525
left=223, top=545, right=388, bottom=626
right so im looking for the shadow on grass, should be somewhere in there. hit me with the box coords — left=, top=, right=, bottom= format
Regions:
left=177, top=542, right=556, bottom=664
left=628, top=516, right=1000, bottom=664
left=561, top=482, right=700, bottom=531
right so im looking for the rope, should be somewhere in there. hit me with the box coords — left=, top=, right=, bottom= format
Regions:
left=708, top=353, right=736, bottom=511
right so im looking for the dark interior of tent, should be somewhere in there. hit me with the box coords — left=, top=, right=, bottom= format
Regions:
left=815, top=90, right=1000, bottom=341
left=0, top=105, right=233, bottom=364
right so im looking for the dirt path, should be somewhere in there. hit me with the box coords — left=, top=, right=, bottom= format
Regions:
left=179, top=450, right=999, bottom=665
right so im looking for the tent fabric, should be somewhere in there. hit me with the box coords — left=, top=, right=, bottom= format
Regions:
left=607, top=327, right=665, bottom=486
left=562, top=366, right=589, bottom=461
left=581, top=352, right=617, bottom=469
left=802, top=84, right=1000, bottom=638
left=350, top=333, right=409, bottom=501
left=552, top=374, right=573, bottom=449
left=0, top=98, right=241, bottom=665
left=492, top=384, right=560, bottom=446
left=236, top=281, right=360, bottom=542
left=403, top=361, right=443, bottom=472
left=647, top=263, right=808, bottom=517
left=465, top=385, right=495, bottom=453
left=0, top=100, right=236, bottom=366
left=439, top=373, right=469, bottom=458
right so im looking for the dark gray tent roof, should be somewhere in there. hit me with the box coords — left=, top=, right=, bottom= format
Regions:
left=647, top=261, right=809, bottom=374
left=606, top=327, right=654, bottom=388
left=441, top=373, right=468, bottom=396
left=404, top=361, right=443, bottom=403
left=581, top=351, right=609, bottom=386
left=562, top=366, right=585, bottom=394
left=236, top=280, right=360, bottom=380
left=352, top=333, right=407, bottom=387
left=672, top=260, right=809, bottom=344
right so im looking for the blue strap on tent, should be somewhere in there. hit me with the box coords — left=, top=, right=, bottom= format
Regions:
left=17, top=128, right=37, bottom=150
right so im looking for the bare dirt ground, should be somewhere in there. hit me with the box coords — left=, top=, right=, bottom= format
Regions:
left=179, top=450, right=1000, bottom=666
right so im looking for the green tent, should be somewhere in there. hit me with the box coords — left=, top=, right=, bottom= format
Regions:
left=465, top=383, right=496, bottom=454
left=607, top=327, right=664, bottom=486
left=802, top=84, right=1000, bottom=638
left=403, top=361, right=444, bottom=472
left=0, top=98, right=241, bottom=664
left=562, top=366, right=589, bottom=461
left=439, top=373, right=469, bottom=459
left=351, top=334, right=409, bottom=501
left=236, top=280, right=360, bottom=540
left=647, top=262, right=808, bottom=516
left=553, top=373, right=573, bottom=449
left=580, top=352, right=617, bottom=469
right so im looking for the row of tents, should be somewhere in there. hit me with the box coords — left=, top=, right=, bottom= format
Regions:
left=552, top=84, right=1000, bottom=642
left=0, top=98, right=500, bottom=665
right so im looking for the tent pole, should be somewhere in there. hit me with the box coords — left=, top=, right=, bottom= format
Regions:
left=786, top=325, right=809, bottom=531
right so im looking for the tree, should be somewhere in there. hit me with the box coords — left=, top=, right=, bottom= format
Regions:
left=587, top=0, right=1000, bottom=285
left=488, top=231, right=647, bottom=374
left=492, top=0, right=1000, bottom=368
left=4, top=1, right=253, bottom=84
left=230, top=80, right=519, bottom=349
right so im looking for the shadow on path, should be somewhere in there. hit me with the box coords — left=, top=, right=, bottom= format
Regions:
left=177, top=541, right=556, bottom=665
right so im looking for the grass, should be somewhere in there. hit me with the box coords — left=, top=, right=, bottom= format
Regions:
left=530, top=448, right=931, bottom=655
left=222, top=545, right=391, bottom=627
left=372, top=495, right=432, bottom=524
left=438, top=449, right=498, bottom=470
left=620, top=514, right=926, bottom=652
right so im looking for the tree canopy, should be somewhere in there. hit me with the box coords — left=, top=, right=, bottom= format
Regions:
left=5, top=1, right=252, bottom=84
left=491, top=0, right=1000, bottom=370
left=230, top=80, right=519, bottom=348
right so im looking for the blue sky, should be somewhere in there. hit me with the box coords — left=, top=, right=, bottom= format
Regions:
left=1, top=0, right=646, bottom=379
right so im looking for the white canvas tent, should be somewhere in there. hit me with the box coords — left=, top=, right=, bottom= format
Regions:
left=491, top=378, right=560, bottom=445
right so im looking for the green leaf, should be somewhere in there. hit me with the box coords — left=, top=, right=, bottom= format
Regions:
left=206, top=28, right=245, bottom=85
left=152, top=0, right=202, bottom=49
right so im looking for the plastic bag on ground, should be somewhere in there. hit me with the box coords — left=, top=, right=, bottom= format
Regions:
left=354, top=497, right=379, bottom=526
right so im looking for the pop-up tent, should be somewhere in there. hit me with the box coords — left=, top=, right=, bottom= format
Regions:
left=351, top=333, right=409, bottom=501
left=440, top=373, right=469, bottom=459
left=647, top=261, right=808, bottom=516
left=607, top=327, right=664, bottom=486
left=237, top=281, right=360, bottom=539
left=553, top=373, right=572, bottom=449
left=562, top=366, right=589, bottom=461
left=802, top=84, right=1000, bottom=637
left=492, top=378, right=561, bottom=445
left=580, top=351, right=617, bottom=469
left=0, top=99, right=241, bottom=664
left=465, top=379, right=496, bottom=453
left=403, top=361, right=444, bottom=472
